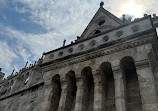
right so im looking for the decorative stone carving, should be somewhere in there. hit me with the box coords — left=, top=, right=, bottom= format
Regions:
left=116, top=31, right=124, bottom=37
left=89, top=40, right=96, bottom=47
left=49, top=54, right=54, bottom=59
left=42, top=34, right=153, bottom=72
left=68, top=48, right=73, bottom=53
left=78, top=44, right=84, bottom=51
left=95, top=16, right=106, bottom=26
left=102, top=36, right=109, bottom=42
left=58, top=51, right=63, bottom=56
left=131, top=25, right=140, bottom=32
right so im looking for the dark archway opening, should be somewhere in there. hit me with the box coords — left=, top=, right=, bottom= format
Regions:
left=81, top=67, right=94, bottom=111
left=120, top=56, right=143, bottom=111
left=65, top=71, right=77, bottom=111
left=99, top=62, right=115, bottom=111
left=50, top=75, right=61, bottom=111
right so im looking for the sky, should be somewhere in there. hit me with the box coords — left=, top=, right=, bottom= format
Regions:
left=0, top=0, right=158, bottom=78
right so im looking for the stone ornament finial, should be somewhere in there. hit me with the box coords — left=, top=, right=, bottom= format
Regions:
left=41, top=52, right=45, bottom=60
left=122, top=14, right=126, bottom=20
left=100, top=1, right=104, bottom=7
left=128, top=17, right=132, bottom=22
left=144, top=14, right=148, bottom=17
left=153, top=14, right=157, bottom=18
left=63, top=39, right=66, bottom=47
left=11, top=69, right=15, bottom=75
left=25, top=61, right=28, bottom=68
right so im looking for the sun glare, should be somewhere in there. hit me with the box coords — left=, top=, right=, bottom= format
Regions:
left=119, top=1, right=144, bottom=18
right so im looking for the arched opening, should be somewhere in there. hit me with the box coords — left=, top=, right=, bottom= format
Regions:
left=95, top=30, right=101, bottom=34
left=24, top=72, right=29, bottom=85
left=99, top=62, right=115, bottom=111
left=120, top=56, right=143, bottom=111
left=81, top=67, right=94, bottom=111
left=50, top=75, right=61, bottom=111
left=65, top=71, right=77, bottom=111
left=98, top=20, right=105, bottom=26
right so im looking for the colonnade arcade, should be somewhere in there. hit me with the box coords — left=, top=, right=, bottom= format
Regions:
left=41, top=56, right=158, bottom=111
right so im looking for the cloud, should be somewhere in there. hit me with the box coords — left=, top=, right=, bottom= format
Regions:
left=1, top=0, right=158, bottom=77
left=0, top=0, right=7, bottom=8
left=0, top=24, right=64, bottom=61
left=101, top=0, right=158, bottom=17
left=13, top=0, right=98, bottom=32
left=2, top=15, right=7, bottom=20
left=21, top=18, right=26, bottom=22
left=13, top=0, right=158, bottom=33
left=15, top=6, right=28, bottom=14
left=0, top=41, right=18, bottom=71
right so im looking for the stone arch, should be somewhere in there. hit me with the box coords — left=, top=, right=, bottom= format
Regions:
left=64, top=70, right=77, bottom=111
left=50, top=74, right=62, bottom=111
left=99, top=62, right=115, bottom=111
left=24, top=72, right=30, bottom=85
left=120, top=56, right=143, bottom=111
left=81, top=67, right=94, bottom=111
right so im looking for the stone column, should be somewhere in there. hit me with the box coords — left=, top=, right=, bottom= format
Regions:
left=113, top=68, right=126, bottom=111
left=136, top=61, right=158, bottom=111
left=57, top=80, right=67, bottom=111
left=74, top=77, right=84, bottom=111
left=92, top=70, right=102, bottom=111
left=40, top=80, right=53, bottom=111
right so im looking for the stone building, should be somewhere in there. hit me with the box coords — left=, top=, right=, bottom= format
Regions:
left=1, top=2, right=158, bottom=111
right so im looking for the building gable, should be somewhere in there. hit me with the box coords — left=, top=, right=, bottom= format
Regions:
left=79, top=5, right=123, bottom=41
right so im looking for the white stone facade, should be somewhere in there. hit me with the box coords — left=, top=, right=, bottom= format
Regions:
left=1, top=2, right=158, bottom=111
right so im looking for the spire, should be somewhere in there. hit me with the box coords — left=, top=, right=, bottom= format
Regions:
left=62, top=39, right=66, bottom=47
left=100, top=1, right=104, bottom=7
left=122, top=14, right=126, bottom=22
left=11, top=69, right=15, bottom=75
left=25, top=61, right=28, bottom=68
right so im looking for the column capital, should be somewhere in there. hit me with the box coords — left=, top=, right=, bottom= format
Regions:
left=76, top=78, right=83, bottom=87
left=112, top=66, right=123, bottom=80
left=93, top=74, right=101, bottom=84
left=92, top=69, right=99, bottom=76
left=75, top=74, right=81, bottom=80
left=60, top=79, right=67, bottom=90
left=113, top=72, right=123, bottom=80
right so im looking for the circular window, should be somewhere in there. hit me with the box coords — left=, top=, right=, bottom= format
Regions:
left=78, top=44, right=84, bottom=50
left=98, top=20, right=105, bottom=26
left=131, top=25, right=140, bottom=32
left=116, top=31, right=124, bottom=37
left=95, top=30, right=101, bottom=35
left=89, top=40, right=96, bottom=47
left=58, top=51, right=63, bottom=56
left=68, top=48, right=73, bottom=53
left=102, top=36, right=109, bottom=42
left=49, top=54, right=54, bottom=59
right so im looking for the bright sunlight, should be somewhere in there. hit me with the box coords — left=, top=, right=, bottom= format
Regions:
left=119, top=1, right=144, bottom=18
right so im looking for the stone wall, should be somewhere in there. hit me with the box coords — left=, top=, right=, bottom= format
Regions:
left=0, top=83, right=44, bottom=111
